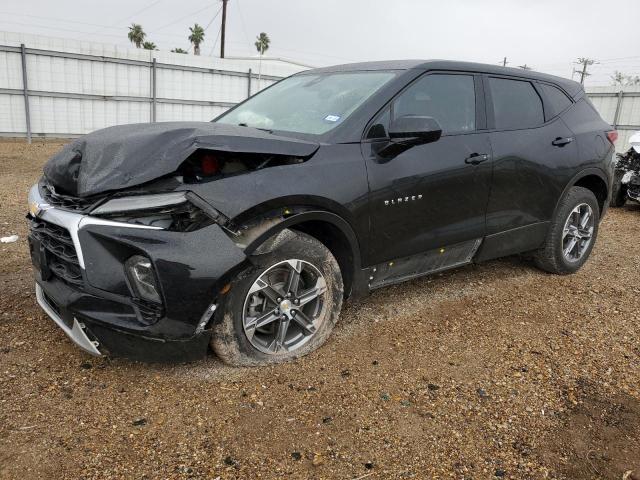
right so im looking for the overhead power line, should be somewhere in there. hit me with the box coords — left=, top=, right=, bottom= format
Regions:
left=235, top=0, right=250, bottom=45
left=0, top=17, right=192, bottom=42
left=191, top=5, right=223, bottom=52
left=210, top=20, right=223, bottom=56
left=203, top=6, right=223, bottom=31
left=0, top=11, right=126, bottom=30
left=95, top=0, right=164, bottom=35
left=152, top=3, right=213, bottom=32
left=0, top=19, right=126, bottom=39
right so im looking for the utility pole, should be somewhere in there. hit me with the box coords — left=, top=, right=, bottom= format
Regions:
left=220, top=0, right=228, bottom=58
left=501, top=57, right=508, bottom=67
left=574, top=57, right=595, bottom=85
left=518, top=64, right=532, bottom=70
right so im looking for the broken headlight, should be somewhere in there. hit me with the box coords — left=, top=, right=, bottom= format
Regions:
left=91, top=192, right=213, bottom=232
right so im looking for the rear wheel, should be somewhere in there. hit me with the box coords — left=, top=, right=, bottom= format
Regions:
left=534, top=186, right=600, bottom=274
left=210, top=231, right=343, bottom=366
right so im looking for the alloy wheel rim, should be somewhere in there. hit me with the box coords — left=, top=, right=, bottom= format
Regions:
left=562, top=203, right=594, bottom=262
left=242, top=259, right=328, bottom=354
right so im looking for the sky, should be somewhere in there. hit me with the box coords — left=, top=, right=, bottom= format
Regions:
left=1, top=0, right=639, bottom=85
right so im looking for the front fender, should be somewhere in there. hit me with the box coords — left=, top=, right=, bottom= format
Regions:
left=243, top=210, right=361, bottom=262
left=234, top=210, right=366, bottom=299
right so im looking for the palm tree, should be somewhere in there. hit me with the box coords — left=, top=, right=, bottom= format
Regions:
left=142, top=41, right=157, bottom=50
left=189, top=24, right=205, bottom=56
left=171, top=48, right=188, bottom=54
left=128, top=24, right=146, bottom=48
left=254, top=32, right=270, bottom=90
left=254, top=32, right=270, bottom=55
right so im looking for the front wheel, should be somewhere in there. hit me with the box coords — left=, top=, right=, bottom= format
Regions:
left=210, top=231, right=343, bottom=366
left=534, top=186, right=600, bottom=275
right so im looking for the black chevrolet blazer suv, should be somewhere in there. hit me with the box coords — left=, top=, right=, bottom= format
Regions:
left=27, top=60, right=616, bottom=364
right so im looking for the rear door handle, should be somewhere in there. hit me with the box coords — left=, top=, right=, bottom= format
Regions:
left=465, top=153, right=489, bottom=165
left=552, top=137, right=573, bottom=147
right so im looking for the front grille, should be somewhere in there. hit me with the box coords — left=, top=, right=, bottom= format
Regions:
left=40, top=182, right=97, bottom=213
left=29, top=218, right=83, bottom=286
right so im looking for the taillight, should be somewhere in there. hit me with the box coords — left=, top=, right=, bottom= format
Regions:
left=606, top=130, right=618, bottom=144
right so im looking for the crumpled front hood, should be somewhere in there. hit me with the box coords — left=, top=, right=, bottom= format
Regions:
left=43, top=122, right=320, bottom=197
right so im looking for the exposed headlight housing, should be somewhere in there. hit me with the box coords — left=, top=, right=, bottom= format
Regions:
left=91, top=192, right=213, bottom=231
left=125, top=255, right=161, bottom=303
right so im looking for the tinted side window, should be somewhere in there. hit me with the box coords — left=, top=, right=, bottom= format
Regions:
left=489, top=78, right=544, bottom=130
left=393, top=74, right=476, bottom=133
left=538, top=83, right=572, bottom=118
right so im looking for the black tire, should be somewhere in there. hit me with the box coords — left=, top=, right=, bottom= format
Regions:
left=534, top=186, right=600, bottom=275
left=210, top=231, right=343, bottom=366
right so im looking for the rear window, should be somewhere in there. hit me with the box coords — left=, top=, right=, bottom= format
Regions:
left=538, top=83, right=573, bottom=118
left=489, top=77, right=544, bottom=130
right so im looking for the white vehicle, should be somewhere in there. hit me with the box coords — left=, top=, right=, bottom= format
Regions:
left=611, top=132, right=640, bottom=207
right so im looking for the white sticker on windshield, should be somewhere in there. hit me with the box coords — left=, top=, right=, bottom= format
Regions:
left=324, top=114, right=341, bottom=122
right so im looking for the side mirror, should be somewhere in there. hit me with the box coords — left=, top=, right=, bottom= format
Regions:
left=388, top=115, right=442, bottom=144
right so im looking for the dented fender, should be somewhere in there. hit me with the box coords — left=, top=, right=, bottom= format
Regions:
left=238, top=210, right=361, bottom=259
left=227, top=210, right=366, bottom=298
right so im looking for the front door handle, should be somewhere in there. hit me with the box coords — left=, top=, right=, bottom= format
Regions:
left=552, top=137, right=573, bottom=147
left=465, top=153, right=489, bottom=165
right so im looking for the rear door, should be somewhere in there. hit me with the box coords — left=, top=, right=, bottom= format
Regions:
left=363, top=72, right=493, bottom=266
left=483, top=76, right=578, bottom=252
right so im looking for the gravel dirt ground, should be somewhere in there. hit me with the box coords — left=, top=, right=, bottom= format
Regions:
left=1, top=139, right=639, bottom=480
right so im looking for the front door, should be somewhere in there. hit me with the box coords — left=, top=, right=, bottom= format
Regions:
left=362, top=72, right=493, bottom=266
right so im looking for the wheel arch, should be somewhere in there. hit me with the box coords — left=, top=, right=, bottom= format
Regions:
left=241, top=210, right=362, bottom=299
left=555, top=168, right=610, bottom=218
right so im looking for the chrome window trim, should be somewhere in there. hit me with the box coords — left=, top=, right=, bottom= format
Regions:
left=28, top=184, right=161, bottom=269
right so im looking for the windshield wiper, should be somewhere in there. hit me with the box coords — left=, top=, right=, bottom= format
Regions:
left=238, top=123, right=273, bottom=134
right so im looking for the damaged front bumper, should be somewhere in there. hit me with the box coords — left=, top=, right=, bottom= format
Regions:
left=35, top=283, right=101, bottom=355
left=27, top=184, right=247, bottom=362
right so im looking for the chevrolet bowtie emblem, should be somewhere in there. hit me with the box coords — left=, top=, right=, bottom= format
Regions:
left=29, top=201, right=41, bottom=217
left=29, top=201, right=51, bottom=218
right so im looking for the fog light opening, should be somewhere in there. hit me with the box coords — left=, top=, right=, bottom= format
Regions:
left=125, top=255, right=161, bottom=304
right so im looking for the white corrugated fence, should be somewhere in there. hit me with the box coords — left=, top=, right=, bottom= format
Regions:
left=0, top=31, right=309, bottom=139
left=1, top=31, right=639, bottom=153
left=585, top=85, right=640, bottom=152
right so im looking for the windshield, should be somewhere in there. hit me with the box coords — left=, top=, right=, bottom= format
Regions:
left=216, top=71, right=397, bottom=135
